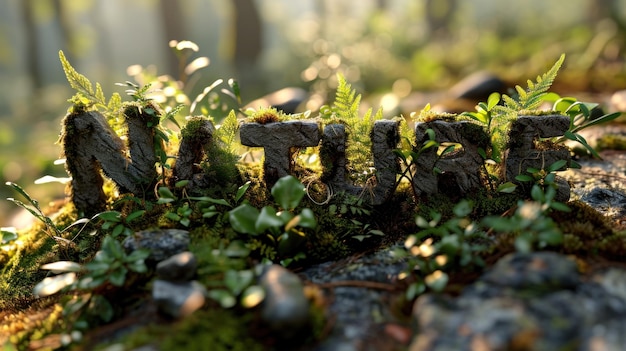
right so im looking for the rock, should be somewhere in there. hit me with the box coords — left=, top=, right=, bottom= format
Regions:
left=302, top=243, right=408, bottom=350
left=478, top=251, right=580, bottom=292
left=448, top=71, right=506, bottom=100
left=156, top=251, right=198, bottom=282
left=409, top=252, right=626, bottom=351
left=609, top=90, right=626, bottom=112
left=244, top=87, right=308, bottom=114
left=580, top=187, right=626, bottom=219
left=259, top=264, right=310, bottom=337
left=152, top=279, right=206, bottom=319
left=123, top=229, right=190, bottom=262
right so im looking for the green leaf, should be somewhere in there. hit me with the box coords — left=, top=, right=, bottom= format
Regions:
left=229, top=204, right=260, bottom=235
left=126, top=210, right=145, bottom=223
left=497, top=182, right=518, bottom=193
left=235, top=181, right=251, bottom=203
left=271, top=175, right=305, bottom=210
left=487, top=92, right=501, bottom=110
left=547, top=160, right=568, bottom=172
left=102, top=236, right=124, bottom=260
left=96, top=211, right=123, bottom=223
left=531, top=185, right=545, bottom=202
left=515, top=174, right=534, bottom=182
left=255, top=206, right=284, bottom=233
left=111, top=224, right=125, bottom=237
left=189, top=196, right=230, bottom=207
left=406, top=281, right=426, bottom=300
left=453, top=200, right=473, bottom=217
left=125, top=248, right=150, bottom=262
left=224, top=270, right=254, bottom=296
left=1, top=227, right=18, bottom=244
left=108, top=266, right=128, bottom=286
left=514, top=235, right=533, bottom=253
left=208, top=289, right=236, bottom=309
left=165, top=212, right=182, bottom=222
left=296, top=208, right=317, bottom=228
left=91, top=295, right=115, bottom=323
left=158, top=186, right=177, bottom=200
left=84, top=261, right=110, bottom=272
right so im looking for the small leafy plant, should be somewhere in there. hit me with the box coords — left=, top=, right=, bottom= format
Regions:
left=228, top=175, right=317, bottom=265
left=396, top=200, right=487, bottom=299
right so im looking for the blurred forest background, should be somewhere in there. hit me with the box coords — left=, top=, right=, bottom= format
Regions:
left=1, top=0, right=625, bottom=226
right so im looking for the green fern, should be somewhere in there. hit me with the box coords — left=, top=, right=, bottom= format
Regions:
left=495, top=54, right=565, bottom=114
left=321, top=74, right=383, bottom=185
left=59, top=50, right=122, bottom=115
left=334, top=74, right=361, bottom=121
left=485, top=54, right=565, bottom=162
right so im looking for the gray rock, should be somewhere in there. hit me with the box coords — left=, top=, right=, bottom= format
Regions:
left=152, top=279, right=206, bottom=318
left=244, top=87, right=308, bottom=114
left=479, top=251, right=580, bottom=292
left=156, top=251, right=197, bottom=281
left=259, top=264, right=310, bottom=336
left=609, top=89, right=626, bottom=113
left=123, top=229, right=190, bottom=262
left=302, top=243, right=408, bottom=348
left=448, top=71, right=506, bottom=100
left=581, top=187, right=626, bottom=219
left=409, top=252, right=626, bottom=351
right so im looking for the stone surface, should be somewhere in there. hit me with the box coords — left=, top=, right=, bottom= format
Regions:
left=172, top=117, right=215, bottom=191
left=152, top=279, right=207, bottom=318
left=61, top=110, right=157, bottom=215
left=505, top=115, right=571, bottom=202
left=259, top=264, right=310, bottom=337
left=413, top=120, right=489, bottom=198
left=123, top=229, right=190, bottom=262
left=320, top=121, right=400, bottom=205
left=302, top=243, right=408, bottom=351
left=409, top=252, right=626, bottom=351
left=156, top=251, right=198, bottom=282
left=609, top=89, right=626, bottom=112
left=240, top=121, right=321, bottom=186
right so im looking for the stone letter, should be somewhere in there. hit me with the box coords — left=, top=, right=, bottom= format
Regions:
left=413, top=120, right=489, bottom=198
left=239, top=121, right=321, bottom=187
left=61, top=107, right=157, bottom=215
left=172, top=117, right=216, bottom=191
left=320, top=120, right=400, bottom=205
left=505, top=115, right=571, bottom=201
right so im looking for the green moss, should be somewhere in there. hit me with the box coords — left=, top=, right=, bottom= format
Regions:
left=247, top=107, right=283, bottom=124
left=106, top=308, right=266, bottom=351
left=596, top=134, right=626, bottom=151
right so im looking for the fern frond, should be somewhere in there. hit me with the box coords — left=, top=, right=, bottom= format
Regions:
left=59, top=50, right=107, bottom=107
left=334, top=74, right=361, bottom=120
left=107, top=92, right=122, bottom=112
left=517, top=54, right=565, bottom=110
left=216, top=110, right=239, bottom=151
